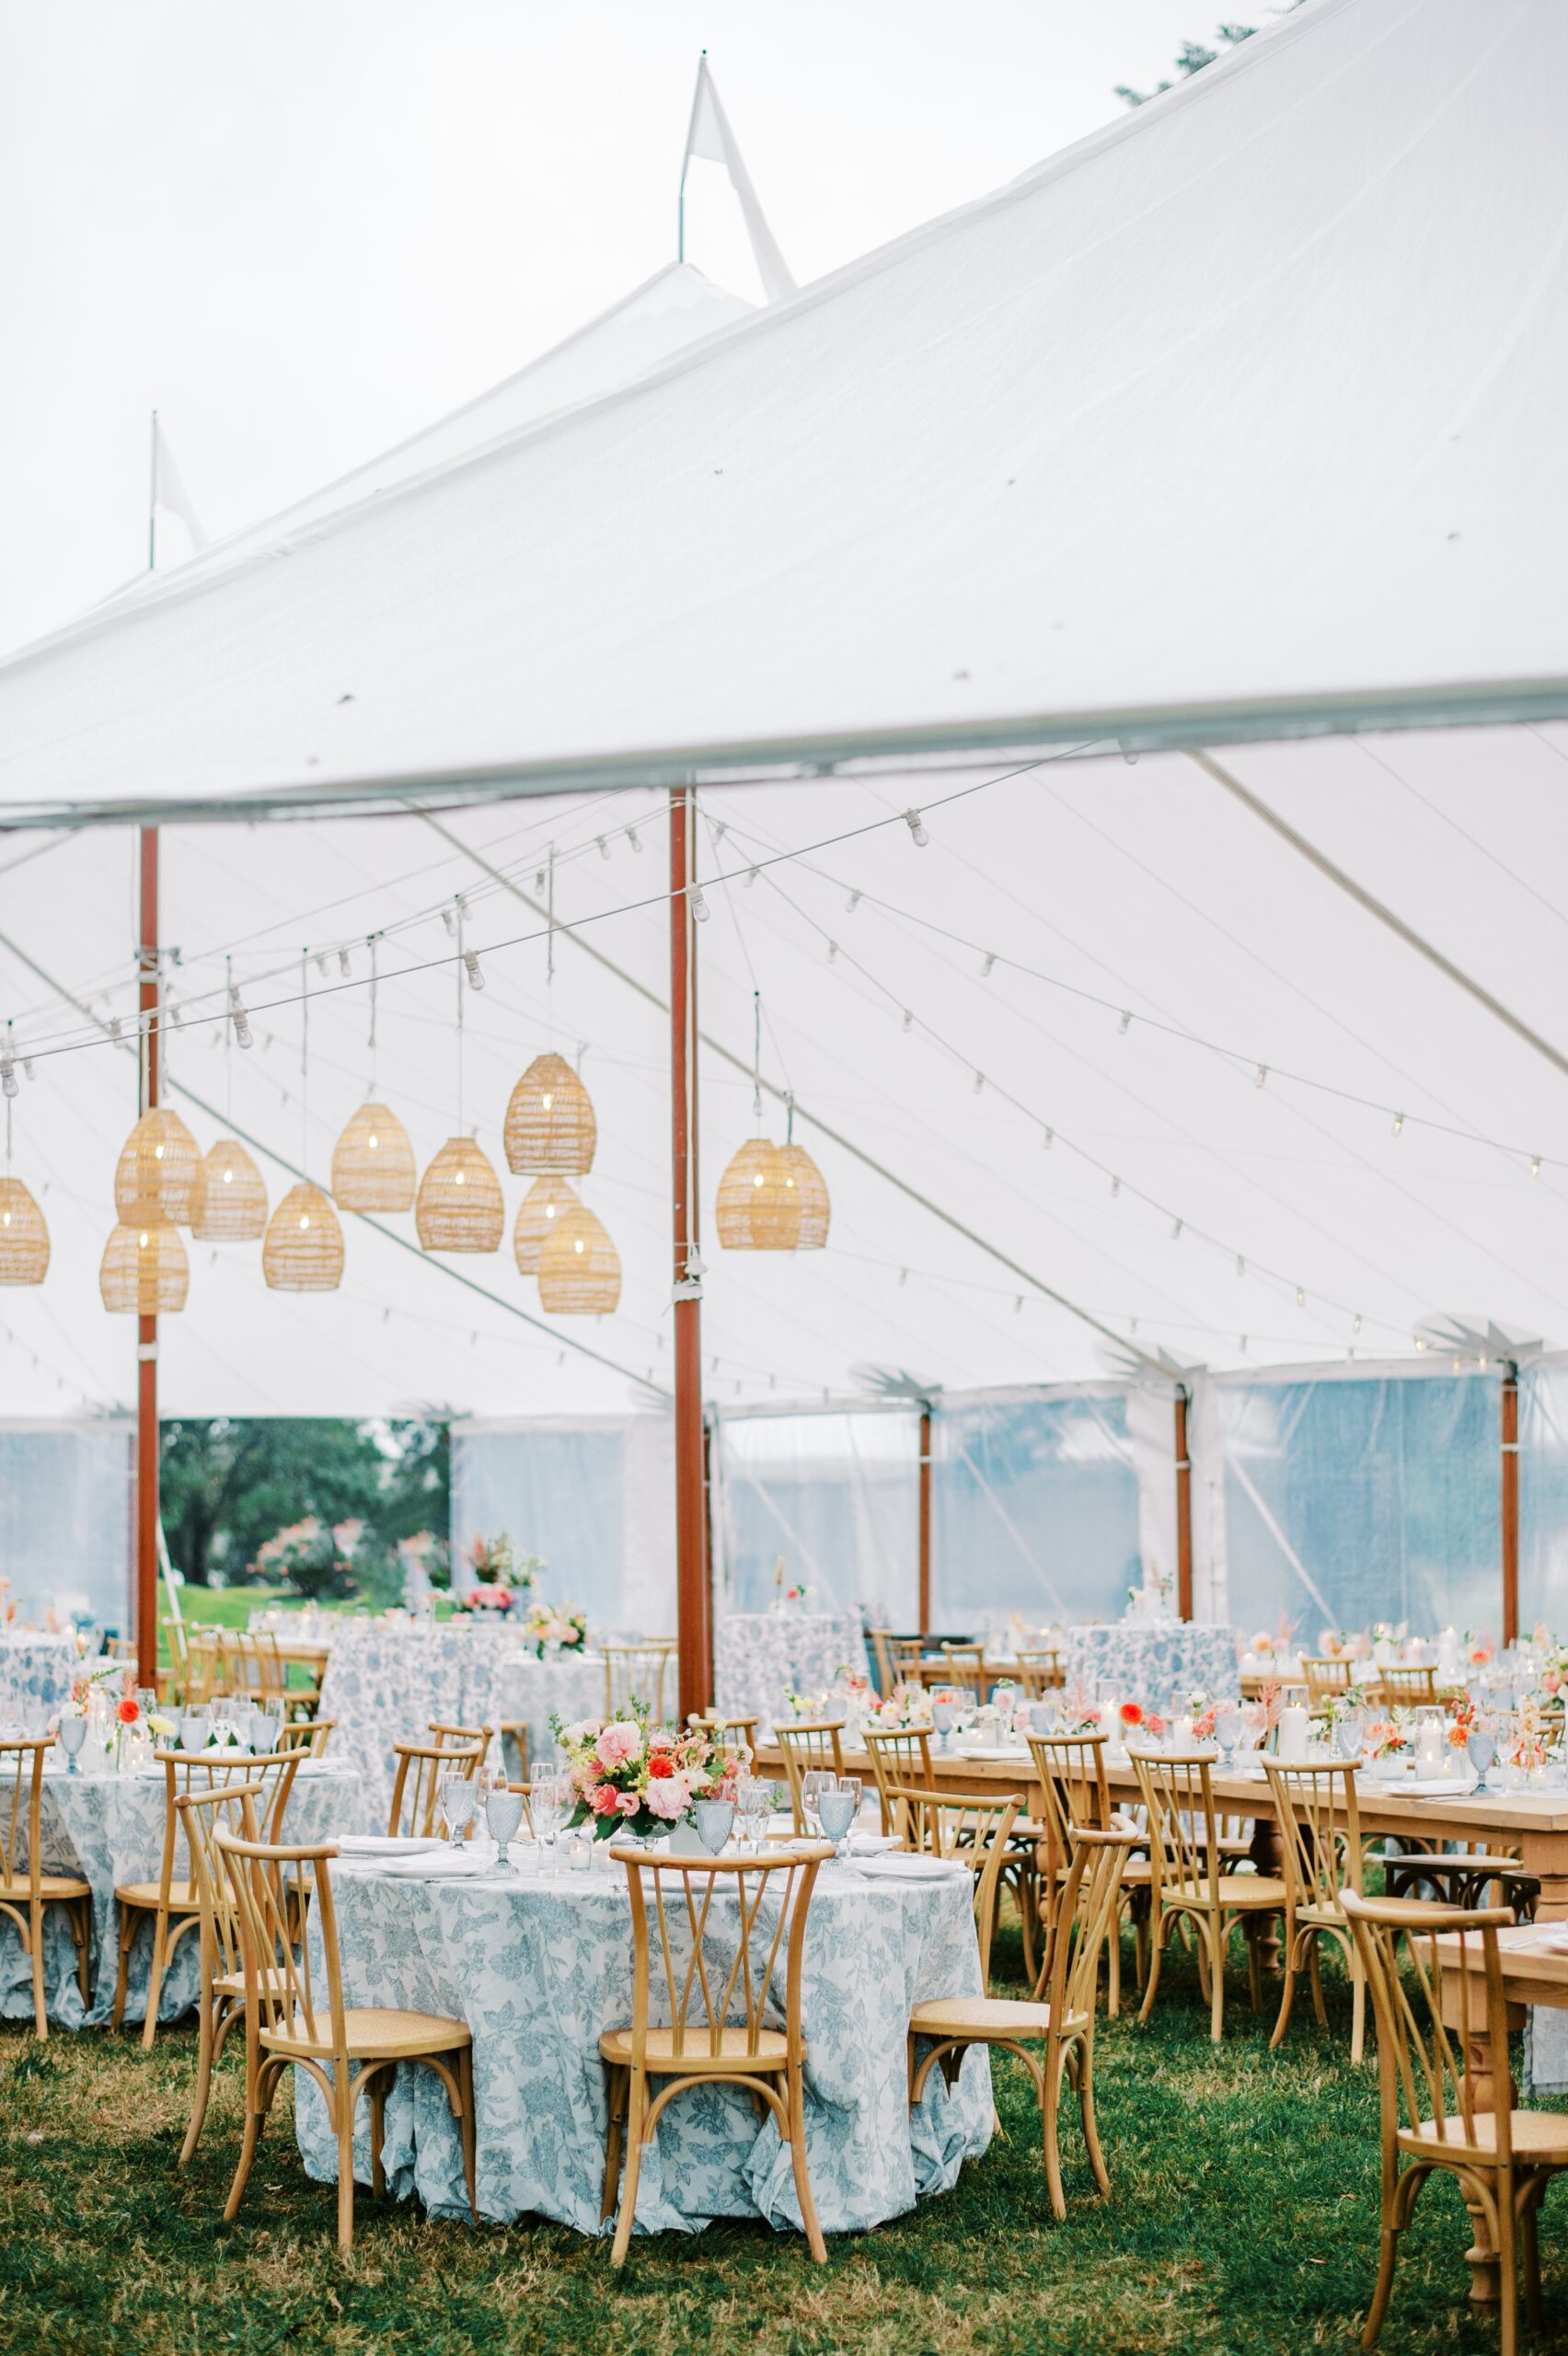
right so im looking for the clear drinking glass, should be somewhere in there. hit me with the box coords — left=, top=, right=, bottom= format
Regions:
left=1335, top=1707, right=1366, bottom=1763
left=1215, top=1707, right=1242, bottom=1767
left=485, top=1784, right=525, bottom=1870
left=800, top=1769, right=832, bottom=1837
left=736, top=1775, right=771, bottom=1852
left=252, top=1714, right=281, bottom=1756
left=58, top=1715, right=87, bottom=1774
left=1467, top=1718, right=1498, bottom=1794
left=440, top=1773, right=478, bottom=1850
left=931, top=1697, right=957, bottom=1751
left=694, top=1796, right=736, bottom=1855
left=816, top=1779, right=858, bottom=1858
left=529, top=1771, right=566, bottom=1872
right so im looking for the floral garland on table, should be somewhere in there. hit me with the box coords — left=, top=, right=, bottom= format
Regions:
left=866, top=1680, right=931, bottom=1732
left=550, top=1704, right=744, bottom=1841
left=524, top=1602, right=587, bottom=1657
left=453, top=1532, right=544, bottom=1613
left=1114, top=1701, right=1167, bottom=1742
left=1364, top=1714, right=1412, bottom=1760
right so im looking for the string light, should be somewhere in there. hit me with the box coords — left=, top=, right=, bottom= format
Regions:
left=441, top=907, right=457, bottom=937
left=826, top=940, right=838, bottom=963
left=744, top=867, right=759, bottom=888
left=1392, top=1112, right=1405, bottom=1137
left=1254, top=1065, right=1267, bottom=1088
left=462, top=948, right=485, bottom=991
left=1531, top=1156, right=1541, bottom=1179
left=1171, top=1218, right=1182, bottom=1241
left=1296, top=1288, right=1305, bottom=1307
left=846, top=890, right=861, bottom=914
left=1118, top=1011, right=1132, bottom=1035
left=904, top=809, right=929, bottom=847
left=338, top=948, right=352, bottom=976
left=982, top=953, right=996, bottom=976
left=1110, top=1175, right=1120, bottom=1198
left=1043, top=1127, right=1054, bottom=1150
left=595, top=836, right=610, bottom=860
left=1354, top=1313, right=1363, bottom=1334
left=1236, top=1255, right=1246, bottom=1277
left=627, top=826, right=642, bottom=854
left=902, top=1010, right=914, bottom=1033
left=973, top=1071, right=985, bottom=1094
left=689, top=884, right=710, bottom=922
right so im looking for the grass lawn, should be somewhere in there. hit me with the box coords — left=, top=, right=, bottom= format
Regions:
left=0, top=1925, right=1559, bottom=2356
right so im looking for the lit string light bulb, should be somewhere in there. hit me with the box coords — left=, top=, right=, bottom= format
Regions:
left=904, top=809, right=928, bottom=847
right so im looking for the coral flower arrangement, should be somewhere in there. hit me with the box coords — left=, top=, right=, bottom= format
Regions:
left=550, top=1704, right=744, bottom=1841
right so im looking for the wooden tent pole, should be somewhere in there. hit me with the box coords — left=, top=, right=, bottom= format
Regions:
left=1175, top=1386, right=1193, bottom=1622
left=135, top=826, right=160, bottom=1685
left=1501, top=1363, right=1519, bottom=1646
left=917, top=1404, right=933, bottom=1633
left=670, top=788, right=712, bottom=1717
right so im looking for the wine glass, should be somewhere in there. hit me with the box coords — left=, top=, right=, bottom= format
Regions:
left=1467, top=1715, right=1498, bottom=1794
left=694, top=1796, right=736, bottom=1855
left=1214, top=1705, right=1242, bottom=1769
left=252, top=1713, right=281, bottom=1757
left=736, top=1774, right=771, bottom=1853
left=1335, top=1706, right=1366, bottom=1764
left=816, top=1778, right=858, bottom=1859
left=440, top=1773, right=478, bottom=1851
left=58, top=1715, right=87, bottom=1774
left=800, top=1769, right=832, bottom=1838
left=529, top=1771, right=566, bottom=1873
left=485, top=1784, right=525, bottom=1872
left=931, top=1696, right=957, bottom=1753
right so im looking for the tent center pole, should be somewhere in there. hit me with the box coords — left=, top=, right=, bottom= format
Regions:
left=136, top=826, right=160, bottom=1687
left=1175, top=1387, right=1193, bottom=1623
left=917, top=1405, right=932, bottom=1634
left=670, top=787, right=712, bottom=1718
left=1501, top=1364, right=1519, bottom=1647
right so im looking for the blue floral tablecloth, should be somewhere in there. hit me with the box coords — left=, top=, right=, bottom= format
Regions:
left=715, top=1611, right=870, bottom=1737
left=0, top=1758, right=365, bottom=2030
left=295, top=1853, right=990, bottom=2238
left=1063, top=1623, right=1240, bottom=1707
left=318, top=1624, right=601, bottom=1826
left=0, top=1633, right=77, bottom=1729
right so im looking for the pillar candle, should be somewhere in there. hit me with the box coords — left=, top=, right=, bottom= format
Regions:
left=1278, top=1704, right=1309, bottom=1762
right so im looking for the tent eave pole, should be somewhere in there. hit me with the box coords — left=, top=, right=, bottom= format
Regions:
left=1175, top=1386, right=1193, bottom=1623
left=135, top=825, right=160, bottom=1688
left=670, top=786, right=711, bottom=1717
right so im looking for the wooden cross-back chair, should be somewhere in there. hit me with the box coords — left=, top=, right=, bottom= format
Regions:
left=1263, top=1758, right=1369, bottom=2062
left=1131, top=1749, right=1289, bottom=2042
left=772, top=1721, right=846, bottom=1834
left=908, top=1819, right=1138, bottom=2218
left=114, top=1749, right=301, bottom=2050
left=603, top=1641, right=676, bottom=1724
left=277, top=1716, right=337, bottom=1758
left=498, top=1721, right=531, bottom=1784
left=220, top=1631, right=289, bottom=1712
left=862, top=1726, right=934, bottom=1836
left=1373, top=1663, right=1438, bottom=1709
left=216, top=1828, right=476, bottom=2254
left=0, top=1737, right=91, bottom=2038
left=183, top=1630, right=224, bottom=1706
left=688, top=1710, right=760, bottom=1763
left=601, top=1841, right=834, bottom=2266
left=174, top=1778, right=266, bottom=2165
left=882, top=1787, right=1020, bottom=1979
left=1302, top=1656, right=1355, bottom=1709
left=387, top=1738, right=485, bottom=1838
left=1014, top=1649, right=1066, bottom=1697
left=866, top=1628, right=896, bottom=1694
left=939, top=1643, right=987, bottom=1703
left=1024, top=1731, right=1137, bottom=2008
left=888, top=1637, right=928, bottom=1684
left=1342, top=1889, right=1568, bottom=2356
left=428, top=1720, right=493, bottom=1770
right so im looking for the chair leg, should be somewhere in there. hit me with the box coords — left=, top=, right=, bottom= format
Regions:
left=368, top=2076, right=386, bottom=2200
left=601, top=2066, right=626, bottom=2221
left=180, top=1990, right=217, bottom=2167
left=140, top=1909, right=169, bottom=2051
left=29, top=1897, right=47, bottom=2039
left=456, top=2044, right=478, bottom=2223
left=786, top=2064, right=828, bottom=2264
left=609, top=2073, right=645, bottom=2267
left=1042, top=2050, right=1066, bottom=2222
left=1077, top=2038, right=1110, bottom=2200
left=336, top=2066, right=357, bottom=2257
left=74, top=1900, right=91, bottom=2007
left=1495, top=2171, right=1518, bottom=2356
left=1349, top=1953, right=1367, bottom=2066
left=1362, top=2224, right=1401, bottom=2350
left=1245, top=1916, right=1263, bottom=2014
left=1137, top=1914, right=1166, bottom=2024
left=1208, top=1921, right=1226, bottom=2043
left=1309, top=1939, right=1328, bottom=2030
left=1272, top=1933, right=1297, bottom=2052
left=225, top=2061, right=281, bottom=2223
left=1106, top=1912, right=1122, bottom=2019
left=111, top=1908, right=135, bottom=2031
left=1521, top=2186, right=1544, bottom=2332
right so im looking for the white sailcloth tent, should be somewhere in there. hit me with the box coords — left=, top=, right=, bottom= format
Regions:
left=0, top=0, right=1565, bottom=1637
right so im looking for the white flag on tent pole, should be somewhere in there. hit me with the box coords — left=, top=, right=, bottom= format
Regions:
left=148, top=412, right=210, bottom=564
left=682, top=57, right=796, bottom=306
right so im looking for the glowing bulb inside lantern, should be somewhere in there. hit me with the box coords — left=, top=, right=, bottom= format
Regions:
left=542, top=1091, right=553, bottom=1110
left=753, top=1173, right=764, bottom=1188
left=139, top=1231, right=150, bottom=1249
left=2, top=1212, right=9, bottom=1228
left=154, top=1143, right=165, bottom=1161
left=368, top=1133, right=378, bottom=1149
left=222, top=1168, right=233, bottom=1184
left=455, top=1169, right=465, bottom=1185
left=574, top=1237, right=585, bottom=1254
left=299, top=1214, right=310, bottom=1230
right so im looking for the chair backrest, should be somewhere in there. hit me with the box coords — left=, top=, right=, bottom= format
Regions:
left=603, top=1643, right=674, bottom=1722
left=217, top=1827, right=347, bottom=2056
left=1013, top=1649, right=1065, bottom=1698
left=1376, top=1663, right=1437, bottom=1707
left=1026, top=1731, right=1112, bottom=1881
left=882, top=1785, right=1020, bottom=1981
left=219, top=1630, right=273, bottom=1698
left=1046, top=1822, right=1140, bottom=2029
left=1341, top=1889, right=1516, bottom=2165
left=156, top=1750, right=303, bottom=1898
left=889, top=1637, right=927, bottom=1683
left=176, top=1779, right=264, bottom=1998
left=429, top=1720, right=493, bottom=1770
left=773, top=1721, right=846, bottom=1832
left=1262, top=1759, right=1364, bottom=1917
left=185, top=1630, right=224, bottom=1704
left=691, top=1711, right=759, bottom=1762
left=388, top=1738, right=483, bottom=1837
left=1302, top=1656, right=1355, bottom=1707
left=939, top=1642, right=986, bottom=1702
left=612, top=1842, right=831, bottom=2066
left=0, top=1738, right=48, bottom=1896
left=1130, top=1750, right=1223, bottom=1905
left=862, top=1726, right=934, bottom=1833
left=277, top=1716, right=336, bottom=1758
left=866, top=1628, right=895, bottom=1694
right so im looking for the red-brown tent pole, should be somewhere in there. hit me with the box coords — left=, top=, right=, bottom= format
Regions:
left=1175, top=1387, right=1193, bottom=1623
left=917, top=1404, right=933, bottom=1633
left=670, top=788, right=712, bottom=1718
left=135, top=826, right=160, bottom=1685
left=1501, top=1363, right=1519, bottom=1646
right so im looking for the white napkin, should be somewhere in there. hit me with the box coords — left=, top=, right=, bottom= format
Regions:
left=847, top=1831, right=900, bottom=1854
left=374, top=1847, right=490, bottom=1878
left=856, top=1852, right=969, bottom=1881
left=335, top=1833, right=444, bottom=1857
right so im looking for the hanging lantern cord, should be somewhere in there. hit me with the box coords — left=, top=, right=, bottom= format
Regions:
left=456, top=901, right=466, bottom=1136
left=4, top=1022, right=12, bottom=1169
left=547, top=846, right=556, bottom=1003
left=225, top=954, right=234, bottom=1121
left=300, top=952, right=309, bottom=1176
left=367, top=933, right=378, bottom=1097
left=752, top=990, right=762, bottom=1126
left=785, top=1089, right=795, bottom=1146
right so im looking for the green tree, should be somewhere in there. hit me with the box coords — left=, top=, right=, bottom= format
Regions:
left=158, top=1416, right=423, bottom=1589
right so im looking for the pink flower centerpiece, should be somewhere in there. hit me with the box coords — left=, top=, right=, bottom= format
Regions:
left=549, top=1704, right=744, bottom=1842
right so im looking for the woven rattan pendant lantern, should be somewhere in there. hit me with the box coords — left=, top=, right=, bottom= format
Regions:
left=0, top=1179, right=49, bottom=1285
left=100, top=1219, right=189, bottom=1313
left=716, top=1138, right=802, bottom=1250
left=503, top=1052, right=596, bottom=1175
left=776, top=1141, right=830, bottom=1249
left=262, top=1182, right=344, bottom=1292
left=513, top=1174, right=581, bottom=1274
left=113, top=1106, right=201, bottom=1225
left=332, top=1103, right=416, bottom=1214
left=190, top=1138, right=268, bottom=1242
left=537, top=1203, right=621, bottom=1314
left=416, top=1138, right=504, bottom=1253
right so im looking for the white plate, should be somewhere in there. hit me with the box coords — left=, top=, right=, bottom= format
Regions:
left=856, top=1853, right=969, bottom=1882
left=373, top=1848, right=490, bottom=1879
left=335, top=1833, right=443, bottom=1856
left=950, top=1742, right=1029, bottom=1761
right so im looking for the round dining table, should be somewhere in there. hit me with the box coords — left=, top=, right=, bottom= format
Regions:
left=295, top=1847, right=992, bottom=2240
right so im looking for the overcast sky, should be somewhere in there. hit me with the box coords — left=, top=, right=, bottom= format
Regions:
left=2, top=1, right=1228, bottom=651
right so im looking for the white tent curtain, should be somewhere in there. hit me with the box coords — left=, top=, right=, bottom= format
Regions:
left=1519, top=1355, right=1568, bottom=1635
left=1193, top=1362, right=1501, bottom=1643
left=0, top=1418, right=132, bottom=1632
left=449, top=1414, right=674, bottom=1634
left=711, top=1404, right=918, bottom=1623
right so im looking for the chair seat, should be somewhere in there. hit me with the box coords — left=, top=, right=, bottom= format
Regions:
left=1297, top=1900, right=1352, bottom=1931
left=1161, top=1875, right=1289, bottom=1909
left=261, top=2005, right=471, bottom=2062
left=1403, top=2110, right=1568, bottom=2165
left=599, top=2023, right=790, bottom=2071
left=114, top=1879, right=199, bottom=1911
left=911, top=1994, right=1090, bottom=2040
left=0, top=1872, right=90, bottom=1903
left=213, top=1964, right=292, bottom=2003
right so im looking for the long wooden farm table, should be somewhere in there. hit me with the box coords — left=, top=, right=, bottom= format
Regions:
left=755, top=1740, right=1568, bottom=1922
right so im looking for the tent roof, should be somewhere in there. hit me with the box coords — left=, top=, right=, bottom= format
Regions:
left=4, top=0, right=1567, bottom=824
